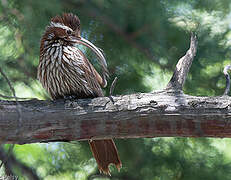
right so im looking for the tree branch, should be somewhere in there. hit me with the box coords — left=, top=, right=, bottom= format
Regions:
left=0, top=91, right=231, bottom=144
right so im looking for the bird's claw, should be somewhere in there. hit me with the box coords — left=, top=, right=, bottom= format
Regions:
left=64, top=95, right=78, bottom=100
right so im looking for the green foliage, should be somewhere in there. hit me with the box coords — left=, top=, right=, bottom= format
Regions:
left=1, top=0, right=231, bottom=179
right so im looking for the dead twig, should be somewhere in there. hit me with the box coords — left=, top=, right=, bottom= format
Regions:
left=109, top=77, right=118, bottom=96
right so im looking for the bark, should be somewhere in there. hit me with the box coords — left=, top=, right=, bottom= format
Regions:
left=0, top=90, right=231, bottom=144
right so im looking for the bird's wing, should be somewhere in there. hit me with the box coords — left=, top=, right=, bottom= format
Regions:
left=72, top=48, right=105, bottom=97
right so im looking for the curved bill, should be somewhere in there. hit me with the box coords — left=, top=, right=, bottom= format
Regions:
left=72, top=37, right=108, bottom=73
left=72, top=36, right=109, bottom=87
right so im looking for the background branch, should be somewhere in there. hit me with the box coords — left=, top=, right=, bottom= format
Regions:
left=0, top=147, right=40, bottom=180
left=80, top=3, right=157, bottom=61
left=0, top=67, right=22, bottom=170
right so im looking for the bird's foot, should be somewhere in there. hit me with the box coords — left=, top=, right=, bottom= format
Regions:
left=64, top=95, right=78, bottom=101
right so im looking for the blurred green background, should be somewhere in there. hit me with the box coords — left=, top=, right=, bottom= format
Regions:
left=1, top=0, right=231, bottom=179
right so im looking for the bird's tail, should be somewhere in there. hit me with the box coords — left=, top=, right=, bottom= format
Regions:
left=89, top=139, right=122, bottom=175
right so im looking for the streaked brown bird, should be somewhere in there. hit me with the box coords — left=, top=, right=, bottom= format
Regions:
left=37, top=13, right=121, bottom=175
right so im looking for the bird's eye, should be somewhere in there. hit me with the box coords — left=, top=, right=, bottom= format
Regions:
left=66, top=30, right=72, bottom=35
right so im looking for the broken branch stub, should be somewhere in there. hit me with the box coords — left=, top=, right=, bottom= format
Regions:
left=166, top=34, right=197, bottom=91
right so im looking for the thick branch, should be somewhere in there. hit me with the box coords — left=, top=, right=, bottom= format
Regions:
left=166, top=34, right=197, bottom=90
left=1, top=90, right=231, bottom=144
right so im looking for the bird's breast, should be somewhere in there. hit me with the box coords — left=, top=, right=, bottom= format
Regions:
left=38, top=44, right=99, bottom=99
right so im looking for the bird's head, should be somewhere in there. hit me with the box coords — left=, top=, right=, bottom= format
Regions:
left=40, top=13, right=108, bottom=86
left=40, top=13, right=81, bottom=47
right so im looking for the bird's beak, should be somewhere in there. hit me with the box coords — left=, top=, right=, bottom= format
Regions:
left=72, top=36, right=109, bottom=87
left=73, top=36, right=108, bottom=72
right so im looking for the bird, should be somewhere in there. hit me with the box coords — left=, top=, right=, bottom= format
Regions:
left=37, top=13, right=121, bottom=175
